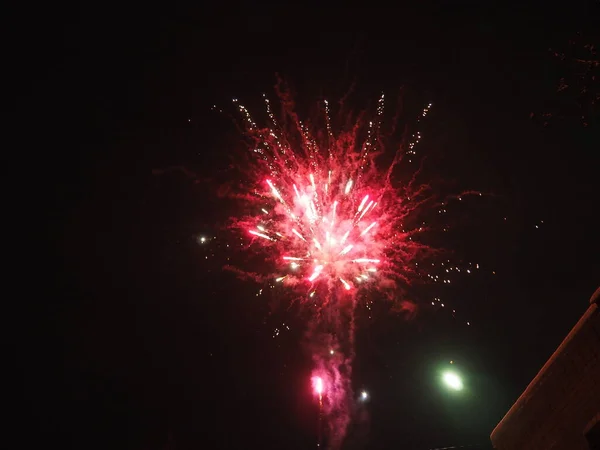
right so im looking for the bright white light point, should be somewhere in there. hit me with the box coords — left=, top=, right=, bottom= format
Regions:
left=316, top=378, right=323, bottom=394
left=442, top=372, right=463, bottom=391
left=345, top=179, right=353, bottom=194
left=275, top=276, right=285, bottom=282
left=200, top=237, right=206, bottom=243
left=360, top=390, right=368, bottom=400
left=314, top=377, right=323, bottom=395
left=261, top=209, right=269, bottom=214
left=290, top=262, right=299, bottom=269
left=257, top=225, right=265, bottom=232
left=330, top=349, right=334, bottom=355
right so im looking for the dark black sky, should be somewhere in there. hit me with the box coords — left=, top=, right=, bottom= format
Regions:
left=20, top=2, right=599, bottom=450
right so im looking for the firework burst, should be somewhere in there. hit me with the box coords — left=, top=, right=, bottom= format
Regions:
left=219, top=84, right=463, bottom=448
left=230, top=91, right=434, bottom=301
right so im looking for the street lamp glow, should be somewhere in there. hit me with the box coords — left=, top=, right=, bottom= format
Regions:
left=442, top=371, right=463, bottom=391
left=360, top=390, right=368, bottom=401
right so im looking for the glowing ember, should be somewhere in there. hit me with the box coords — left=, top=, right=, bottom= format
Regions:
left=313, top=376, right=324, bottom=395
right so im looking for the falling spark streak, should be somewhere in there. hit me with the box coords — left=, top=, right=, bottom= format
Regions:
left=309, top=265, right=324, bottom=282
left=266, top=179, right=284, bottom=202
left=344, top=179, right=353, bottom=194
left=292, top=228, right=306, bottom=241
left=249, top=230, right=273, bottom=241
left=357, top=200, right=374, bottom=221
left=357, top=195, right=369, bottom=212
left=341, top=230, right=350, bottom=244
left=339, top=244, right=353, bottom=256
left=339, top=278, right=352, bottom=290
left=360, top=221, right=377, bottom=236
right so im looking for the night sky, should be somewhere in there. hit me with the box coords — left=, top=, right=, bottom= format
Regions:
left=22, top=3, right=599, bottom=450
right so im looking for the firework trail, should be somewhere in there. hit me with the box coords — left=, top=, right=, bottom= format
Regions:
left=313, top=375, right=324, bottom=447
left=223, top=83, right=446, bottom=448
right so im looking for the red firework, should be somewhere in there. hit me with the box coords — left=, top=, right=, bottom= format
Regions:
left=230, top=91, right=434, bottom=303
left=221, top=86, right=447, bottom=449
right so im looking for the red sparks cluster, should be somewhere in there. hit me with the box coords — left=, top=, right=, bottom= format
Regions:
left=232, top=92, right=433, bottom=301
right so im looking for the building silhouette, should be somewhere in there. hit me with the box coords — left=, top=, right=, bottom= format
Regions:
left=491, top=287, right=600, bottom=449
